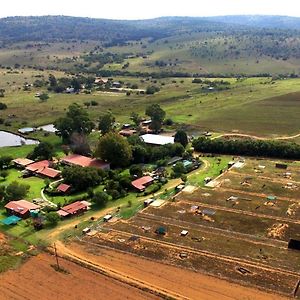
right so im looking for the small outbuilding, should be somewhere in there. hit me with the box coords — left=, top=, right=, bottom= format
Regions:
left=57, top=183, right=71, bottom=194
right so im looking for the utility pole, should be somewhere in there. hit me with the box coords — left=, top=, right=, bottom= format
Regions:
left=53, top=242, right=60, bottom=270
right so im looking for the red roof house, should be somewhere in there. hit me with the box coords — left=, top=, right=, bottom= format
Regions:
left=57, top=183, right=71, bottom=193
left=5, top=200, right=40, bottom=219
left=36, top=167, right=61, bottom=179
left=131, top=176, right=154, bottom=192
left=58, top=201, right=88, bottom=217
left=25, top=160, right=51, bottom=172
left=61, top=154, right=110, bottom=170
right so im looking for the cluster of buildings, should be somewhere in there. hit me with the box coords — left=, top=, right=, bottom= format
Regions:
left=12, top=154, right=110, bottom=181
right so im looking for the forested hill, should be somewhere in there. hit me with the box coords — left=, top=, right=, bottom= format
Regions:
left=0, top=15, right=300, bottom=44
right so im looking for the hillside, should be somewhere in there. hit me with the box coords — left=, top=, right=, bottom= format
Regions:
left=0, top=15, right=299, bottom=75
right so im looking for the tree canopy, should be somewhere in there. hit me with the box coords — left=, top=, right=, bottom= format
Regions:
left=145, top=104, right=166, bottom=132
left=174, top=130, right=189, bottom=148
left=54, top=103, right=94, bottom=142
left=28, top=142, right=54, bottom=160
left=98, top=112, right=115, bottom=134
left=95, top=133, right=132, bottom=168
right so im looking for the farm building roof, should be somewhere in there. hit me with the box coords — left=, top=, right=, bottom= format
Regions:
left=61, top=154, right=110, bottom=169
left=13, top=158, right=34, bottom=167
left=61, top=201, right=88, bottom=215
left=57, top=183, right=71, bottom=193
left=26, top=160, right=51, bottom=172
left=57, top=209, right=70, bottom=217
left=5, top=200, right=40, bottom=215
left=140, top=134, right=174, bottom=146
left=36, top=167, right=61, bottom=179
left=1, top=215, right=21, bottom=225
left=131, top=176, right=154, bottom=191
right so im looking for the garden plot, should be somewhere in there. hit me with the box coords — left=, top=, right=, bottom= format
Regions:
left=219, top=172, right=300, bottom=199
left=231, top=159, right=300, bottom=182
left=142, top=201, right=300, bottom=241
left=177, top=188, right=300, bottom=220
left=106, top=215, right=300, bottom=273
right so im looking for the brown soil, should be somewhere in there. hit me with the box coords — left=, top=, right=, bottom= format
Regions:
left=0, top=253, right=159, bottom=300
left=62, top=242, right=289, bottom=300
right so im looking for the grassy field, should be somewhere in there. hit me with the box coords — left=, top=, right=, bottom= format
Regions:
left=0, top=73, right=300, bottom=137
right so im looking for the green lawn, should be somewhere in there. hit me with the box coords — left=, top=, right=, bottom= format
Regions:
left=187, top=156, right=231, bottom=187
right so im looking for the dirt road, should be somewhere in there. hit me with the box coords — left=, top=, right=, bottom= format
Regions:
left=213, top=132, right=300, bottom=141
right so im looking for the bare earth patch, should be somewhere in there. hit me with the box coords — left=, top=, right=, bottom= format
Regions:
left=0, top=253, right=158, bottom=300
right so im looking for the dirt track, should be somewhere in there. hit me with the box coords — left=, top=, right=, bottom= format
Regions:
left=213, top=132, right=300, bottom=141
left=0, top=253, right=158, bottom=300
left=60, top=242, right=289, bottom=300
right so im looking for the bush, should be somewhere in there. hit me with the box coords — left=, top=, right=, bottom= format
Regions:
left=0, top=102, right=7, bottom=110
left=146, top=86, right=160, bottom=95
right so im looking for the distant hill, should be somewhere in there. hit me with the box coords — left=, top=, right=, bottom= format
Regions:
left=0, top=15, right=300, bottom=44
left=0, top=15, right=299, bottom=75
left=207, top=15, right=300, bottom=30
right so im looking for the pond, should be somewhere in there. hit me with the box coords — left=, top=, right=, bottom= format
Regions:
left=37, top=124, right=57, bottom=133
left=0, top=131, right=39, bottom=147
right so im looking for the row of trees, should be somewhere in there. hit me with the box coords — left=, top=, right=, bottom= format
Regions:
left=192, top=137, right=300, bottom=159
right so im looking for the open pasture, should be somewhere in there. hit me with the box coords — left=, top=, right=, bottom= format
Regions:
left=0, top=74, right=300, bottom=136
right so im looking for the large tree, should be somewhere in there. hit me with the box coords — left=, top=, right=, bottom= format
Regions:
left=28, top=142, right=54, bottom=160
left=54, top=103, right=94, bottom=142
left=174, top=130, right=189, bottom=148
left=62, top=166, right=103, bottom=191
left=4, top=181, right=30, bottom=202
left=145, top=104, right=166, bottom=132
left=95, top=133, right=132, bottom=168
left=98, top=112, right=115, bottom=134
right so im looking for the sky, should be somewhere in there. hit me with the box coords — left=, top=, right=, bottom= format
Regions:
left=1, top=0, right=300, bottom=20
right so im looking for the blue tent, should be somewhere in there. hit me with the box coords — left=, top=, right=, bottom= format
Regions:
left=1, top=215, right=21, bottom=225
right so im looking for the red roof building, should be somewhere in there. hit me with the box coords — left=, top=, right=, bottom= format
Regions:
left=13, top=158, right=34, bottom=168
left=37, top=167, right=61, bottom=179
left=25, top=160, right=51, bottom=172
left=58, top=201, right=88, bottom=217
left=57, top=183, right=71, bottom=193
left=61, top=154, right=110, bottom=170
left=131, top=176, right=154, bottom=192
left=5, top=200, right=40, bottom=219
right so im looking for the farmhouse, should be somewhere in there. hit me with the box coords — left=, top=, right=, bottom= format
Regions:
left=24, top=160, right=61, bottom=179
left=25, top=160, right=51, bottom=172
left=131, top=176, right=154, bottom=192
left=61, top=154, right=110, bottom=170
left=36, top=167, right=61, bottom=179
left=140, top=134, right=174, bottom=146
left=13, top=158, right=34, bottom=168
left=5, top=200, right=40, bottom=219
left=119, top=129, right=137, bottom=137
left=57, top=201, right=88, bottom=218
left=95, top=77, right=108, bottom=85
